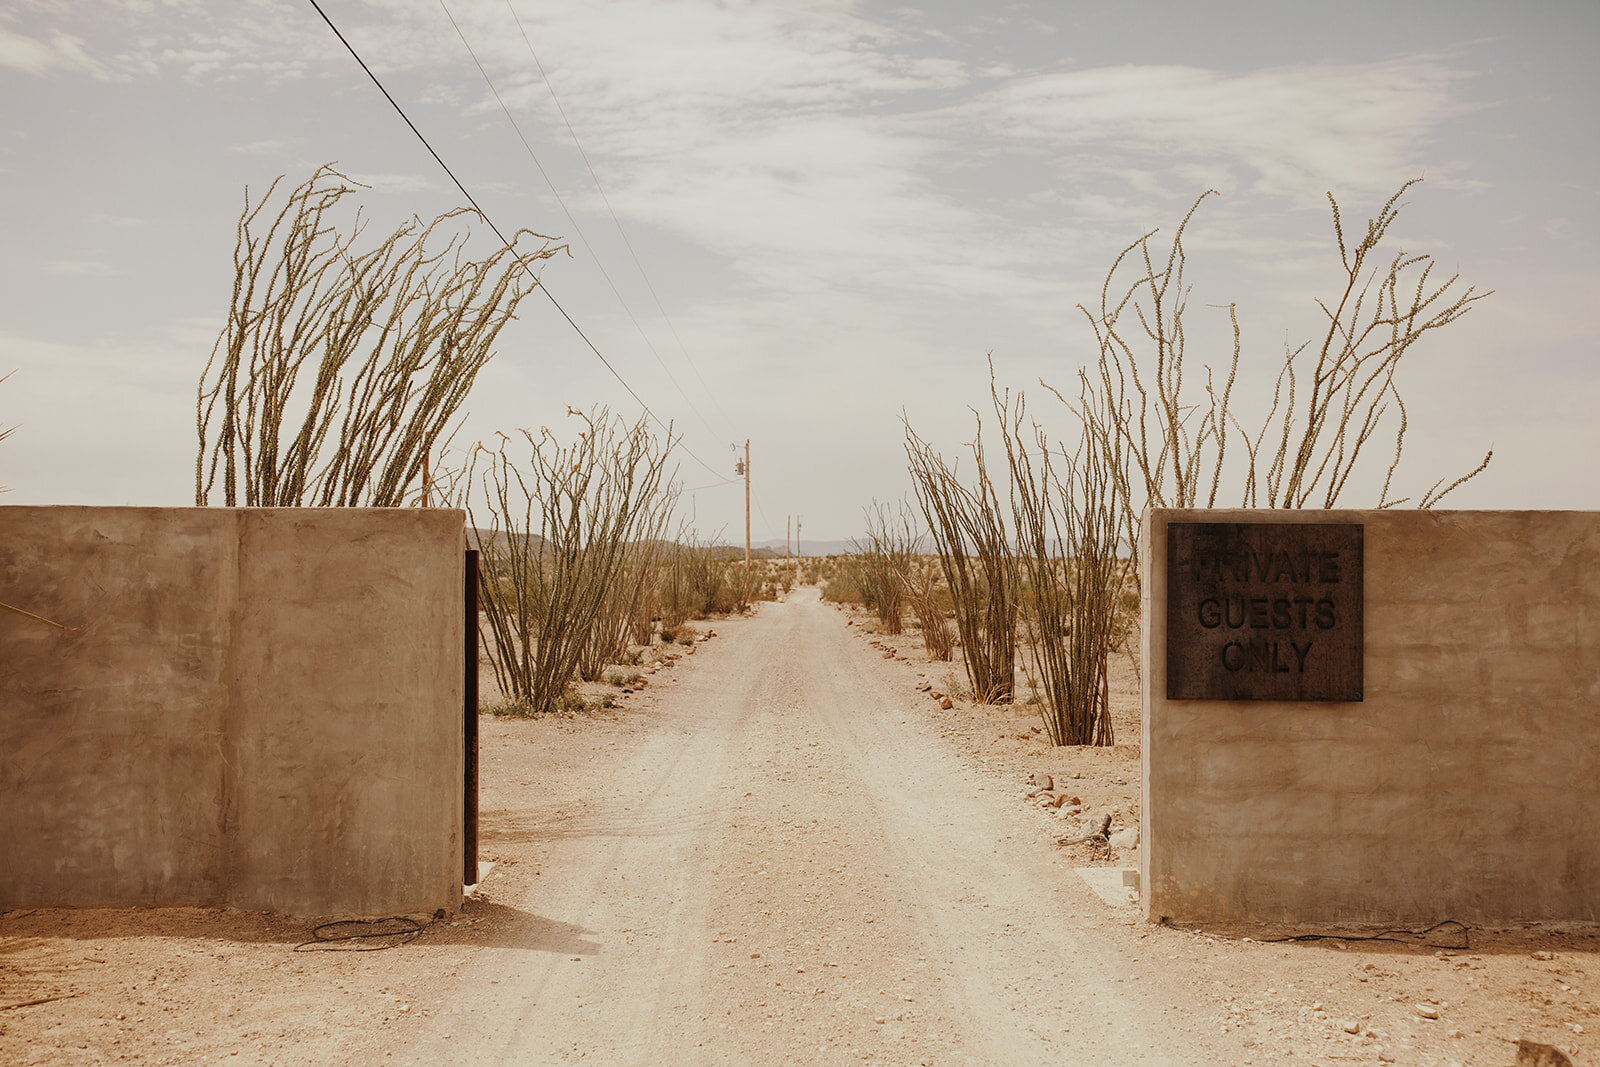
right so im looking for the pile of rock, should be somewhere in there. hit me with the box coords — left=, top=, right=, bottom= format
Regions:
left=865, top=638, right=898, bottom=660
left=1022, top=773, right=1140, bottom=852
left=914, top=680, right=954, bottom=709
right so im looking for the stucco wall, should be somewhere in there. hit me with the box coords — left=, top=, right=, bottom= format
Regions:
left=1141, top=509, right=1599, bottom=926
left=0, top=507, right=464, bottom=918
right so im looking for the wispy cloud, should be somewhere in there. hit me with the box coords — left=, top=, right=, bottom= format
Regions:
left=227, top=138, right=289, bottom=156
left=0, top=22, right=105, bottom=77
left=936, top=59, right=1471, bottom=210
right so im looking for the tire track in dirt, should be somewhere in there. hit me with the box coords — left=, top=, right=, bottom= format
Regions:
left=407, top=587, right=1225, bottom=1064
left=399, top=626, right=759, bottom=1063
left=780, top=588, right=1218, bottom=1064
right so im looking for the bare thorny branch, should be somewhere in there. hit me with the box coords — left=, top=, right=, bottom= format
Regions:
left=196, top=165, right=568, bottom=507
left=1073, top=178, right=1493, bottom=563
left=463, top=409, right=678, bottom=714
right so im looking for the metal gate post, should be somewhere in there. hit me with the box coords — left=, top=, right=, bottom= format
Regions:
left=464, top=548, right=479, bottom=887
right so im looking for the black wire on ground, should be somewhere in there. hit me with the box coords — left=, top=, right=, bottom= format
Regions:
left=294, top=916, right=427, bottom=952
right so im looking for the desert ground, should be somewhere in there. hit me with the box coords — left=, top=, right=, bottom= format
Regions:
left=1, top=586, right=1594, bottom=1065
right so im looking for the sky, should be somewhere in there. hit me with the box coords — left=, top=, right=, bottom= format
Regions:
left=2, top=0, right=1597, bottom=545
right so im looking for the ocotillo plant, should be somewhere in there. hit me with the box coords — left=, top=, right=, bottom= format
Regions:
left=1069, top=179, right=1492, bottom=544
left=1016, top=178, right=1494, bottom=710
left=195, top=165, right=564, bottom=507
left=905, top=417, right=1017, bottom=704
left=995, top=378, right=1122, bottom=746
left=465, top=409, right=676, bottom=714
left=578, top=502, right=676, bottom=681
left=903, top=559, right=954, bottom=661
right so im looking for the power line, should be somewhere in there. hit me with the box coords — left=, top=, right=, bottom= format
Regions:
left=303, top=0, right=727, bottom=483
left=435, top=0, right=726, bottom=444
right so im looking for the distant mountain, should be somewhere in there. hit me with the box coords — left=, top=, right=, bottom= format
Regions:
left=753, top=538, right=858, bottom=557
left=470, top=529, right=790, bottom=560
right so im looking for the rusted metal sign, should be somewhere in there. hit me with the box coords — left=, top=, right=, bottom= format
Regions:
left=1166, top=522, right=1363, bottom=701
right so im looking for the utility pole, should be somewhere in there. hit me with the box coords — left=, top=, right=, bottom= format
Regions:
left=786, top=515, right=791, bottom=560
left=736, top=440, right=751, bottom=567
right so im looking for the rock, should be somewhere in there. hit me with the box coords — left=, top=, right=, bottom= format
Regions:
left=1047, top=793, right=1073, bottom=809
left=1516, top=1040, right=1578, bottom=1067
left=1532, top=951, right=1556, bottom=961
left=1108, top=827, right=1140, bottom=849
left=1415, top=1004, right=1439, bottom=1020
left=882, top=651, right=895, bottom=659
left=1057, top=811, right=1112, bottom=846
left=1342, top=1020, right=1361, bottom=1034
left=939, top=697, right=953, bottom=709
left=1029, top=773, right=1054, bottom=790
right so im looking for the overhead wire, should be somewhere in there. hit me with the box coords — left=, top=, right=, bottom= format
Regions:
left=434, top=0, right=727, bottom=444
left=303, top=0, right=728, bottom=483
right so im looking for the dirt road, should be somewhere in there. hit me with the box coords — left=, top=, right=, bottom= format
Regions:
left=399, top=587, right=1224, bottom=1064
left=3, top=586, right=1595, bottom=1065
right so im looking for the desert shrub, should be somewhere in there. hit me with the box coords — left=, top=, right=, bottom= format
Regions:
left=851, top=501, right=917, bottom=634
left=820, top=558, right=867, bottom=606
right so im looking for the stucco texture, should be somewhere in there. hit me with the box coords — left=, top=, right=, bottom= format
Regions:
left=0, top=507, right=464, bottom=918
left=1141, top=509, right=1599, bottom=926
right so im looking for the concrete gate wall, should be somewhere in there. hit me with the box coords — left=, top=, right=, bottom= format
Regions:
left=1, top=507, right=464, bottom=918
left=1141, top=509, right=1599, bottom=926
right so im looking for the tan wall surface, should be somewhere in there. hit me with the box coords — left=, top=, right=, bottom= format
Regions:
left=1, top=507, right=464, bottom=918
left=1141, top=509, right=1600, bottom=926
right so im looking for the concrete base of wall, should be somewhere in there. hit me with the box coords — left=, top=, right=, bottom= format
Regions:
left=1, top=507, right=465, bottom=918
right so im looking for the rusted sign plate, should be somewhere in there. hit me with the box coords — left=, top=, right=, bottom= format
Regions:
left=1166, top=522, right=1363, bottom=701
